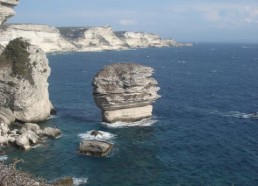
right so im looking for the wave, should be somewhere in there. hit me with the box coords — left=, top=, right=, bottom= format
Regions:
left=226, top=111, right=258, bottom=119
left=211, top=110, right=258, bottom=119
left=78, top=130, right=116, bottom=141
left=0, top=155, right=8, bottom=161
left=102, top=118, right=157, bottom=128
left=73, top=177, right=88, bottom=186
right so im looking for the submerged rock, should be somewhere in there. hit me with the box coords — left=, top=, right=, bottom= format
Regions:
left=92, top=63, right=160, bottom=123
left=79, top=140, right=113, bottom=157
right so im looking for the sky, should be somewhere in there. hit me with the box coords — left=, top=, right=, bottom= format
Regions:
left=9, top=0, right=258, bottom=43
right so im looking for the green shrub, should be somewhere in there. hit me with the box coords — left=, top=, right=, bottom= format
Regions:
left=0, top=38, right=34, bottom=85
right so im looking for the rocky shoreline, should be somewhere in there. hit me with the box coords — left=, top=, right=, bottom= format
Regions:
left=0, top=162, right=52, bottom=186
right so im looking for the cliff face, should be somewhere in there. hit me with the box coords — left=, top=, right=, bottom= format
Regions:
left=0, top=38, right=53, bottom=123
left=0, top=0, right=19, bottom=25
left=0, top=24, right=76, bottom=53
left=0, top=24, right=192, bottom=53
left=60, top=26, right=129, bottom=51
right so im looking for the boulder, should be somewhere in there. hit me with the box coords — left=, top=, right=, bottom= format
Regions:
left=15, top=131, right=39, bottom=150
left=42, top=127, right=62, bottom=138
left=92, top=63, right=160, bottom=123
left=79, top=140, right=113, bottom=157
left=20, top=123, right=41, bottom=134
left=16, top=133, right=31, bottom=150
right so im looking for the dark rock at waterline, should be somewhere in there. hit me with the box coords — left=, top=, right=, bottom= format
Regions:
left=90, top=130, right=102, bottom=137
left=53, top=176, right=73, bottom=186
left=79, top=140, right=113, bottom=157
left=50, top=108, right=57, bottom=115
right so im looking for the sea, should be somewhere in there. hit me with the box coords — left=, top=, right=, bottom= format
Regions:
left=2, top=43, right=258, bottom=186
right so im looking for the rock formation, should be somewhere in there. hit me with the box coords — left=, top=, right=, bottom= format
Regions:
left=0, top=24, right=77, bottom=53
left=0, top=24, right=192, bottom=53
left=60, top=26, right=129, bottom=51
left=92, top=63, right=160, bottom=123
left=79, top=140, right=113, bottom=157
left=0, top=0, right=19, bottom=25
left=0, top=38, right=53, bottom=123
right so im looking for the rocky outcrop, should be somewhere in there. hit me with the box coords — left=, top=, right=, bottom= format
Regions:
left=0, top=0, right=19, bottom=25
left=0, top=121, right=61, bottom=150
left=0, top=24, right=192, bottom=53
left=0, top=38, right=53, bottom=123
left=59, top=26, right=129, bottom=51
left=79, top=140, right=113, bottom=157
left=92, top=63, right=160, bottom=123
left=116, top=31, right=192, bottom=48
left=0, top=24, right=77, bottom=53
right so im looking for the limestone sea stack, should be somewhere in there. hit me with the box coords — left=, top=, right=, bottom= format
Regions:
left=92, top=63, right=160, bottom=123
left=0, top=38, right=54, bottom=124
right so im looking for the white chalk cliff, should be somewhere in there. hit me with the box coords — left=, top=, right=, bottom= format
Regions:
left=60, top=26, right=129, bottom=51
left=0, top=24, right=77, bottom=53
left=0, top=25, right=192, bottom=53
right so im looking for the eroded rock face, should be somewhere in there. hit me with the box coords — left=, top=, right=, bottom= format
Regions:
left=0, top=0, right=19, bottom=25
left=0, top=38, right=53, bottom=123
left=92, top=63, right=160, bottom=123
left=0, top=24, right=77, bottom=53
left=79, top=140, right=113, bottom=157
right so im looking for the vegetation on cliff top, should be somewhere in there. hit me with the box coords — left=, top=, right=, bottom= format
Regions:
left=0, top=38, right=34, bottom=85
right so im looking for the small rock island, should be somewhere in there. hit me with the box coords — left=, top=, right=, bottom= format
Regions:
left=92, top=63, right=160, bottom=123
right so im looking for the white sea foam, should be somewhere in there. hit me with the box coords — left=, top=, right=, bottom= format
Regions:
left=102, top=118, right=157, bottom=128
left=73, top=177, right=88, bottom=186
left=0, top=155, right=8, bottom=161
left=78, top=130, right=116, bottom=141
left=211, top=110, right=258, bottom=119
left=226, top=111, right=258, bottom=119
left=32, top=144, right=45, bottom=149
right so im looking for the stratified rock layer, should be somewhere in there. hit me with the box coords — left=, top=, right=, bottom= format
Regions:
left=0, top=0, right=19, bottom=25
left=93, top=63, right=160, bottom=123
left=0, top=38, right=53, bottom=123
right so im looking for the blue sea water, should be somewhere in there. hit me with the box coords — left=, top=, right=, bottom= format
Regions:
left=4, top=43, right=258, bottom=185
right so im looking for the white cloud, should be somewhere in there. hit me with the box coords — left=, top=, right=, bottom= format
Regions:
left=119, top=19, right=138, bottom=26
left=168, top=2, right=258, bottom=28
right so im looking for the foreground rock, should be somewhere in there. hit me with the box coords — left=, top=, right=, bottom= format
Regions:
left=0, top=122, right=62, bottom=150
left=92, top=63, right=160, bottom=123
left=0, top=38, right=54, bottom=123
left=79, top=140, right=113, bottom=157
left=0, top=162, right=52, bottom=186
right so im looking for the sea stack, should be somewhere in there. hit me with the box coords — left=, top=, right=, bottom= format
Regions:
left=92, top=63, right=160, bottom=123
